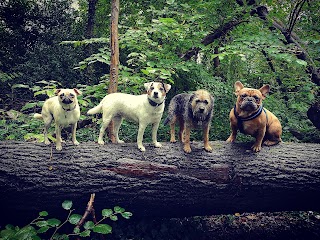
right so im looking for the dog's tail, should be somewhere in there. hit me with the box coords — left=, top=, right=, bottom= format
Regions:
left=34, top=113, right=43, bottom=119
left=163, top=114, right=173, bottom=125
left=87, top=104, right=102, bottom=115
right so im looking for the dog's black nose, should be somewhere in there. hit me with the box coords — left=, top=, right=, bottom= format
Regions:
left=199, top=108, right=205, bottom=113
left=62, top=98, right=73, bottom=104
left=154, top=92, right=159, bottom=98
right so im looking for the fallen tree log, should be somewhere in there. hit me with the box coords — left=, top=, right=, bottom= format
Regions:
left=0, top=140, right=320, bottom=223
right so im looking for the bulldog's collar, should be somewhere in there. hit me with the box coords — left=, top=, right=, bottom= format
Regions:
left=234, top=104, right=267, bottom=133
left=62, top=105, right=76, bottom=112
left=148, top=98, right=164, bottom=107
left=234, top=104, right=264, bottom=121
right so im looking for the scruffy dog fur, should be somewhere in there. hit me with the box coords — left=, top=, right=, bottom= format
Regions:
left=87, top=82, right=171, bottom=152
left=164, top=89, right=214, bottom=153
left=226, top=81, right=282, bottom=152
left=34, top=88, right=82, bottom=150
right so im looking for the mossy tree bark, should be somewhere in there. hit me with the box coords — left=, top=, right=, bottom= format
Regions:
left=0, top=141, right=320, bottom=223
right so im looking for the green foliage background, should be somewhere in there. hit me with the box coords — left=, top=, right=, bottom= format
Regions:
left=0, top=0, right=319, bottom=144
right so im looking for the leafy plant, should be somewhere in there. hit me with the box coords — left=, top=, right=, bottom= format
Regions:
left=0, top=200, right=132, bottom=240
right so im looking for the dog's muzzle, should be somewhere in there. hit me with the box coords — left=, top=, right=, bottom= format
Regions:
left=62, top=98, right=73, bottom=105
left=240, top=98, right=258, bottom=111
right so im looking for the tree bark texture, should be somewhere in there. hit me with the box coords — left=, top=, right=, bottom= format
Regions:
left=1, top=140, right=320, bottom=223
left=107, top=0, right=120, bottom=143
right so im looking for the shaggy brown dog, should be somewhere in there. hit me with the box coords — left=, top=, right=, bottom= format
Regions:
left=164, top=90, right=214, bottom=153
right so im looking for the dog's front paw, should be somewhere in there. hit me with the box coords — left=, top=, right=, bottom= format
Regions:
left=154, top=142, right=162, bottom=148
left=204, top=145, right=213, bottom=152
left=183, top=144, right=192, bottom=153
left=44, top=140, right=50, bottom=145
left=226, top=136, right=235, bottom=143
left=138, top=145, right=146, bottom=152
left=73, top=140, right=80, bottom=145
left=98, top=140, right=105, bottom=145
left=117, top=140, right=125, bottom=144
left=251, top=144, right=261, bottom=152
left=56, top=145, right=62, bottom=151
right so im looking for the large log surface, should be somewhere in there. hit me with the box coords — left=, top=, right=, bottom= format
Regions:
left=0, top=140, right=320, bottom=221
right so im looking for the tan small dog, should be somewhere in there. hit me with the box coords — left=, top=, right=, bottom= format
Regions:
left=226, top=81, right=282, bottom=152
left=34, top=88, right=82, bottom=150
left=87, top=82, right=171, bottom=152
left=164, top=90, right=214, bottom=153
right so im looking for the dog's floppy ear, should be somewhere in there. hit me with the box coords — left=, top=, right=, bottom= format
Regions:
left=259, top=84, right=270, bottom=99
left=144, top=82, right=153, bottom=90
left=73, top=88, right=82, bottom=96
left=55, top=89, right=62, bottom=95
left=163, top=83, right=171, bottom=93
left=234, top=81, right=244, bottom=96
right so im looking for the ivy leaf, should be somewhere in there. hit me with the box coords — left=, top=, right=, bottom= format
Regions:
left=296, top=59, right=307, bottom=66
left=35, top=221, right=48, bottom=227
left=62, top=200, right=73, bottom=210
left=110, top=215, right=118, bottom=221
left=93, top=224, right=112, bottom=234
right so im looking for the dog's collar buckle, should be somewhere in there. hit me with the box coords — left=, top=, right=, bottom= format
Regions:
left=148, top=98, right=164, bottom=107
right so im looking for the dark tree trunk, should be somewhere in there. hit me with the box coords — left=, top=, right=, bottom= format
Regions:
left=1, top=141, right=320, bottom=224
left=85, top=0, right=98, bottom=39
left=107, top=0, right=120, bottom=143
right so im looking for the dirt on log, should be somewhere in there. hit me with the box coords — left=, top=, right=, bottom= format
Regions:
left=0, top=140, right=320, bottom=223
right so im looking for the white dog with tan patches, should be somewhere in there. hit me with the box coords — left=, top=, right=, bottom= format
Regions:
left=87, top=82, right=171, bottom=151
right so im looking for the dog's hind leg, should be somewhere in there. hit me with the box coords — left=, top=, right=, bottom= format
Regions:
left=98, top=115, right=113, bottom=145
left=113, top=116, right=124, bottom=143
left=55, top=124, right=62, bottom=150
left=169, top=115, right=177, bottom=143
left=42, top=113, right=52, bottom=145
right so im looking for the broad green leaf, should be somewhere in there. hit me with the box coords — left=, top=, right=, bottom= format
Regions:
left=114, top=206, right=125, bottom=213
left=68, top=214, right=82, bottom=225
left=93, top=224, right=112, bottom=234
left=121, top=212, right=133, bottom=219
left=84, top=221, right=95, bottom=230
left=110, top=215, right=118, bottom=221
left=79, top=230, right=91, bottom=237
left=296, top=59, right=307, bottom=66
left=35, top=221, right=48, bottom=227
left=12, top=84, right=30, bottom=89
left=62, top=200, right=73, bottom=210
left=47, top=218, right=61, bottom=227
left=102, top=209, right=113, bottom=217
left=73, top=227, right=80, bottom=234
left=37, top=226, right=49, bottom=234
left=39, top=211, right=48, bottom=217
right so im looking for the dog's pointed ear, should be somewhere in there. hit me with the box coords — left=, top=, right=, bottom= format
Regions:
left=73, top=88, right=82, bottom=96
left=164, top=83, right=171, bottom=93
left=234, top=81, right=244, bottom=96
left=55, top=89, right=62, bottom=95
left=144, top=82, right=153, bottom=90
left=259, top=84, right=270, bottom=99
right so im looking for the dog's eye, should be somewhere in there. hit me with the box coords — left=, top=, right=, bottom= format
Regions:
left=60, top=93, right=64, bottom=98
left=240, top=94, right=247, bottom=99
left=196, top=99, right=201, bottom=103
left=70, top=93, right=75, bottom=98
left=159, top=87, right=164, bottom=91
left=254, top=96, right=260, bottom=102
left=204, top=100, right=209, bottom=105
left=150, top=87, right=154, bottom=90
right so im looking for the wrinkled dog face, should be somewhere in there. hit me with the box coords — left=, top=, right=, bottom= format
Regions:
left=191, top=90, right=213, bottom=120
left=56, top=89, right=82, bottom=105
left=238, top=89, right=262, bottom=112
left=144, top=82, right=171, bottom=103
